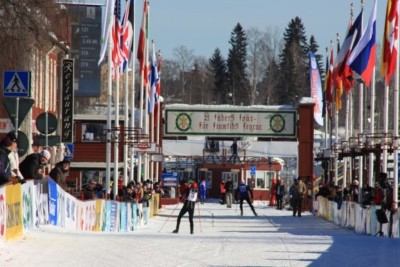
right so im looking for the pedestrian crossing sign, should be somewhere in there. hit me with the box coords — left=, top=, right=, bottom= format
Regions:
left=3, top=71, right=31, bottom=97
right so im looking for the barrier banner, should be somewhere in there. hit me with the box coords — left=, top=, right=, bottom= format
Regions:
left=85, top=201, right=96, bottom=231
left=48, top=179, right=58, bottom=225
left=65, top=193, right=77, bottom=230
left=94, top=199, right=103, bottom=232
left=5, top=183, right=23, bottom=241
left=0, top=187, right=5, bottom=239
left=120, top=202, right=127, bottom=232
left=102, top=200, right=111, bottom=232
left=33, top=178, right=49, bottom=227
left=109, top=201, right=119, bottom=232
left=22, top=181, right=34, bottom=230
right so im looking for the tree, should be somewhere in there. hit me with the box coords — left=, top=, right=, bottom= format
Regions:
left=209, top=48, right=227, bottom=104
left=227, top=23, right=249, bottom=105
left=278, top=17, right=309, bottom=105
left=246, top=27, right=268, bottom=105
left=0, top=0, right=68, bottom=70
left=173, top=45, right=194, bottom=103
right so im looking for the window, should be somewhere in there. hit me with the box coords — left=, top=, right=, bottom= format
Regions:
left=82, top=123, right=105, bottom=142
left=246, top=170, right=275, bottom=190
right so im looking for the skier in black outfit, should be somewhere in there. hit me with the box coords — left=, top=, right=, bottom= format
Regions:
left=173, top=180, right=198, bottom=234
left=236, top=180, right=257, bottom=216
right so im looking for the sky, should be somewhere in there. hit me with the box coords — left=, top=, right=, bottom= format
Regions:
left=136, top=0, right=387, bottom=60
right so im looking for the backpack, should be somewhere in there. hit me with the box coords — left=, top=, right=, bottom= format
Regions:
left=0, top=148, right=11, bottom=185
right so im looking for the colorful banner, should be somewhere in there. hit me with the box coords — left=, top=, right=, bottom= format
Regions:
left=0, top=187, right=5, bottom=238
left=22, top=181, right=34, bottom=230
left=5, top=183, right=23, bottom=241
left=48, top=179, right=58, bottom=225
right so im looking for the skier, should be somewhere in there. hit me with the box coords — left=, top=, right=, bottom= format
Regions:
left=236, top=180, right=257, bottom=216
left=173, top=179, right=198, bottom=234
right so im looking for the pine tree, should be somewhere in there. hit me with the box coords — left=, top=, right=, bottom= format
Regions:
left=227, top=23, right=249, bottom=105
left=209, top=48, right=228, bottom=104
left=278, top=17, right=309, bottom=105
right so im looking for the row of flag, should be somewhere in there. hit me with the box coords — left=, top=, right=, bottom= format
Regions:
left=313, top=0, right=398, bottom=122
left=98, top=0, right=161, bottom=115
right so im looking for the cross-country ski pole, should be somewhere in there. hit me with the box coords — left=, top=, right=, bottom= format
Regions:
left=158, top=202, right=179, bottom=233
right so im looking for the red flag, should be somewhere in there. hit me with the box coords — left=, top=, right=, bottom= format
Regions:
left=381, top=0, right=399, bottom=85
left=137, top=0, right=148, bottom=76
left=111, top=0, right=123, bottom=70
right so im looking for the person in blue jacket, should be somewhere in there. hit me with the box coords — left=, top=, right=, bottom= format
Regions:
left=199, top=177, right=207, bottom=204
left=236, top=180, right=257, bottom=216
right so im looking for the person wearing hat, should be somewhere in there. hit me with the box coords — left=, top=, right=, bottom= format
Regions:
left=3, top=132, right=23, bottom=182
left=19, top=149, right=51, bottom=180
left=49, top=159, right=71, bottom=191
left=173, top=179, right=198, bottom=234
left=0, top=136, right=13, bottom=186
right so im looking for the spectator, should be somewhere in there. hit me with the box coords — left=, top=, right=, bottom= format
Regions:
left=141, top=183, right=153, bottom=224
left=224, top=176, right=234, bottom=208
left=373, top=183, right=384, bottom=205
left=199, top=177, right=207, bottom=204
left=361, top=183, right=373, bottom=207
left=276, top=177, right=285, bottom=210
left=315, top=183, right=329, bottom=200
left=19, top=149, right=50, bottom=180
left=292, top=177, right=306, bottom=217
left=4, top=132, right=23, bottom=182
left=0, top=136, right=13, bottom=186
left=219, top=178, right=226, bottom=205
left=49, top=159, right=71, bottom=191
left=350, top=179, right=359, bottom=202
left=269, top=177, right=277, bottom=206
left=288, top=181, right=296, bottom=211
left=83, top=179, right=96, bottom=200
left=236, top=180, right=257, bottom=216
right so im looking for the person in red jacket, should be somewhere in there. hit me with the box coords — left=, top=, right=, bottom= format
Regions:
left=269, top=177, right=277, bottom=206
left=173, top=179, right=198, bottom=234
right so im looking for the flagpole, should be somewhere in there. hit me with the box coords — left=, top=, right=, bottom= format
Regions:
left=357, top=0, right=364, bottom=191
left=324, top=47, right=329, bottom=150
left=130, top=0, right=136, bottom=182
left=368, top=68, right=376, bottom=189
left=392, top=0, right=399, bottom=214
left=124, top=60, right=129, bottom=185
left=358, top=80, right=364, bottom=188
left=334, top=34, right=339, bottom=186
left=105, top=8, right=114, bottom=199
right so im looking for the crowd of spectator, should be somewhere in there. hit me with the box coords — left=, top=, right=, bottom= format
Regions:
left=314, top=178, right=394, bottom=211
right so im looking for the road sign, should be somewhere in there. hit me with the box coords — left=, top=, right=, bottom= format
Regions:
left=3, top=71, right=31, bottom=97
left=2, top=97, right=34, bottom=129
left=64, top=143, right=74, bottom=159
left=250, top=165, right=256, bottom=175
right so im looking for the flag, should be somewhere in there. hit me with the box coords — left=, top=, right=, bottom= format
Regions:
left=98, top=0, right=116, bottom=65
left=120, top=0, right=134, bottom=72
left=148, top=45, right=158, bottom=114
left=111, top=0, right=123, bottom=69
left=154, top=51, right=162, bottom=126
left=325, top=47, right=334, bottom=104
left=334, top=40, right=343, bottom=110
left=333, top=10, right=363, bottom=93
left=309, top=52, right=324, bottom=126
left=381, top=0, right=399, bottom=85
left=348, top=0, right=377, bottom=87
left=137, top=0, right=148, bottom=76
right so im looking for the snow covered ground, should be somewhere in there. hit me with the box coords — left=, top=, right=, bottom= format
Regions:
left=1, top=199, right=399, bottom=267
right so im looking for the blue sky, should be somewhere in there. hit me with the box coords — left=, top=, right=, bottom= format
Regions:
left=136, top=0, right=387, bottom=60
